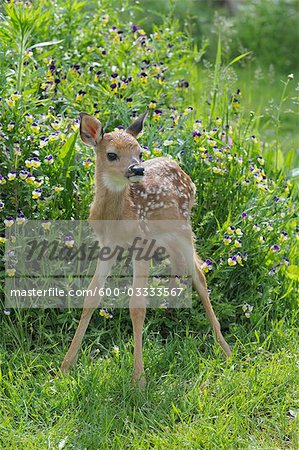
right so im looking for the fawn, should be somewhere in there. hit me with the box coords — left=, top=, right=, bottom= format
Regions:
left=60, top=111, right=231, bottom=385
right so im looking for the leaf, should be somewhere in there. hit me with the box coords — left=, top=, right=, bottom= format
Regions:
left=59, top=132, right=78, bottom=172
left=226, top=52, right=252, bottom=68
left=29, top=40, right=63, bottom=50
left=286, top=265, right=299, bottom=281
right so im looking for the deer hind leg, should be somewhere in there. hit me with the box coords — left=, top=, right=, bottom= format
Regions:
left=171, top=237, right=231, bottom=357
left=167, top=241, right=188, bottom=290
left=60, top=257, right=115, bottom=374
left=192, top=253, right=231, bottom=357
left=129, top=259, right=149, bottom=387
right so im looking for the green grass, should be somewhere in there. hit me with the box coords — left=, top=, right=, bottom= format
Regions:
left=0, top=1, right=298, bottom=448
left=1, top=325, right=299, bottom=449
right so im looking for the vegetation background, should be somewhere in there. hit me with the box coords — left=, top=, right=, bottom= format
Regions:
left=0, top=0, right=298, bottom=448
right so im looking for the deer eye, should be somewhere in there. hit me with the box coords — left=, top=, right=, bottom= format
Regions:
left=107, top=152, right=118, bottom=161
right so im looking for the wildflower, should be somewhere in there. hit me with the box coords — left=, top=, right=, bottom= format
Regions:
left=31, top=122, right=40, bottom=133
left=201, top=259, right=213, bottom=273
left=83, top=158, right=93, bottom=169
left=226, top=226, right=235, bottom=235
left=48, top=133, right=59, bottom=142
left=241, top=212, right=247, bottom=219
left=253, top=224, right=260, bottom=232
left=65, top=235, right=74, bottom=248
left=266, top=222, right=273, bottom=231
left=235, top=228, right=243, bottom=236
left=25, top=158, right=33, bottom=168
left=16, top=214, right=25, bottom=225
left=26, top=173, right=35, bottom=184
left=112, top=345, right=119, bottom=356
left=39, top=137, right=49, bottom=148
left=149, top=100, right=157, bottom=109
left=270, top=244, right=280, bottom=252
left=7, top=171, right=17, bottom=181
left=237, top=157, right=243, bottom=165
left=0, top=174, right=6, bottom=185
left=32, top=189, right=42, bottom=199
left=193, top=131, right=201, bottom=141
left=283, top=257, right=290, bottom=266
left=153, top=109, right=162, bottom=121
left=19, top=170, right=28, bottom=180
left=250, top=135, right=259, bottom=144
left=3, top=310, right=11, bottom=315
left=232, top=98, right=240, bottom=110
left=6, top=98, right=15, bottom=108
left=101, top=15, right=109, bottom=24
left=139, top=72, right=148, bottom=84
left=44, top=155, right=54, bottom=165
left=34, top=179, right=43, bottom=188
left=4, top=217, right=14, bottom=227
left=163, top=140, right=174, bottom=146
left=199, top=146, right=206, bottom=152
left=257, top=156, right=265, bottom=165
left=14, top=145, right=21, bottom=156
left=41, top=220, right=51, bottom=231
left=53, top=186, right=64, bottom=193
left=212, top=167, right=223, bottom=175
left=279, top=231, right=288, bottom=242
left=11, top=91, right=21, bottom=101
left=234, top=239, right=242, bottom=248
left=259, top=236, right=266, bottom=243
left=75, top=90, right=86, bottom=101
left=216, top=117, right=222, bottom=125
left=0, top=237, right=6, bottom=244
left=7, top=122, right=15, bottom=131
left=6, top=268, right=16, bottom=277
left=242, top=303, right=253, bottom=318
left=236, top=253, right=242, bottom=264
left=0, top=200, right=4, bottom=210
left=31, top=157, right=41, bottom=169
left=228, top=256, right=237, bottom=266
left=288, top=73, right=294, bottom=80
left=99, top=309, right=112, bottom=319
left=152, top=147, right=163, bottom=156
left=268, top=267, right=277, bottom=276
left=223, top=235, right=232, bottom=245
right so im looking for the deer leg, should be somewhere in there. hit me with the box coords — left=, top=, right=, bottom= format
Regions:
left=129, top=259, right=149, bottom=387
left=192, top=253, right=231, bottom=357
left=167, top=242, right=187, bottom=289
left=60, top=257, right=115, bottom=374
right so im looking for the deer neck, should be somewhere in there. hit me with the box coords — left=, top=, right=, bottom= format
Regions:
left=89, top=176, right=131, bottom=220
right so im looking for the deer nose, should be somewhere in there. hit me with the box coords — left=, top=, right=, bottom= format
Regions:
left=127, top=164, right=144, bottom=176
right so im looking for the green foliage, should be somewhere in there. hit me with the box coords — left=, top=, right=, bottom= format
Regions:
left=0, top=1, right=298, bottom=447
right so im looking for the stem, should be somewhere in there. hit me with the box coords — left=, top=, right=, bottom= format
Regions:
left=275, top=79, right=289, bottom=171
left=17, top=33, right=24, bottom=93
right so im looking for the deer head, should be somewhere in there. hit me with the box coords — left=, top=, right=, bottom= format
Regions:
left=79, top=111, right=148, bottom=192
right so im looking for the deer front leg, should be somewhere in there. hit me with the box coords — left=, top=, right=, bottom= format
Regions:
left=60, top=257, right=115, bottom=374
left=129, top=259, right=149, bottom=387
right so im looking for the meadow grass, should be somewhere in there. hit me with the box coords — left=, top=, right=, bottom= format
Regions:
left=0, top=1, right=298, bottom=448
left=1, top=324, right=299, bottom=449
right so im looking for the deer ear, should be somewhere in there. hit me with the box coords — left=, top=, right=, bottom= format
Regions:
left=79, top=112, right=103, bottom=147
left=126, top=110, right=148, bottom=137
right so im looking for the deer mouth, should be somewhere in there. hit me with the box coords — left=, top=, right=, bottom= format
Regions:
left=127, top=174, right=144, bottom=184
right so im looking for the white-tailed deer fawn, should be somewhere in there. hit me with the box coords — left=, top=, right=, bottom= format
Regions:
left=60, top=111, right=231, bottom=385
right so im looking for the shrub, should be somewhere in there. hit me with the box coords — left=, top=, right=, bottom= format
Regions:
left=0, top=0, right=297, bottom=346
